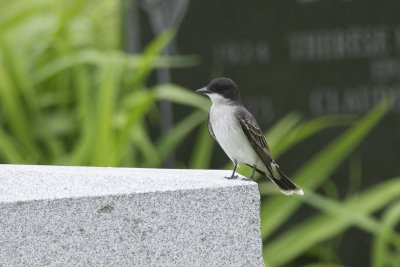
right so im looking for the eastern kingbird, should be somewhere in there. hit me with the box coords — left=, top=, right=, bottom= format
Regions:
left=196, top=77, right=303, bottom=195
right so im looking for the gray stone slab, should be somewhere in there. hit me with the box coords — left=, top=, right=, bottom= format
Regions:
left=0, top=164, right=264, bottom=266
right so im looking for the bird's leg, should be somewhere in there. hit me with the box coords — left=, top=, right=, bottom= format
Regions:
left=225, top=162, right=238, bottom=179
left=242, top=165, right=257, bottom=181
left=249, top=165, right=256, bottom=181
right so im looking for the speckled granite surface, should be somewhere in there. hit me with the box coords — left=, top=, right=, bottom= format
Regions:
left=0, top=165, right=264, bottom=266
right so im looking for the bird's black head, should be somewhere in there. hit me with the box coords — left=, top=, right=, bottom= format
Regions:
left=196, top=77, right=241, bottom=103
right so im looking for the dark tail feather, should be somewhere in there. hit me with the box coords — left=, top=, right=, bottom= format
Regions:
left=270, top=167, right=303, bottom=195
left=256, top=164, right=304, bottom=196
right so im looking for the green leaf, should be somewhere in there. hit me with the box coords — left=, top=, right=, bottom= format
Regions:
left=0, top=52, right=40, bottom=160
left=0, top=1, right=46, bottom=32
left=63, top=65, right=94, bottom=166
left=371, top=202, right=400, bottom=267
left=130, top=29, right=175, bottom=88
left=156, top=110, right=207, bottom=162
left=189, top=124, right=215, bottom=169
left=130, top=124, right=161, bottom=167
left=265, top=112, right=303, bottom=152
left=34, top=50, right=197, bottom=84
left=0, top=33, right=39, bottom=115
left=272, top=114, right=356, bottom=158
left=0, top=128, right=27, bottom=163
left=53, top=0, right=91, bottom=36
left=91, top=61, right=121, bottom=166
left=153, top=84, right=211, bottom=112
left=116, top=90, right=155, bottom=162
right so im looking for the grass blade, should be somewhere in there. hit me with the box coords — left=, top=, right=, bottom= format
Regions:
left=0, top=53, right=40, bottom=160
left=153, top=84, right=211, bottom=112
left=116, top=90, right=155, bottom=161
left=130, top=125, right=161, bottom=167
left=91, top=62, right=120, bottom=166
left=265, top=112, right=303, bottom=150
left=189, top=124, right=215, bottom=169
left=272, top=114, right=356, bottom=158
left=131, top=29, right=175, bottom=88
left=0, top=128, right=27, bottom=163
left=371, top=202, right=400, bottom=267
left=156, top=110, right=207, bottom=162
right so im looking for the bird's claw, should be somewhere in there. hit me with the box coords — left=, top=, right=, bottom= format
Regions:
left=225, top=175, right=238, bottom=179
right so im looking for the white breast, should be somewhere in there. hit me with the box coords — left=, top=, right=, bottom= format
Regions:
left=209, top=104, right=262, bottom=168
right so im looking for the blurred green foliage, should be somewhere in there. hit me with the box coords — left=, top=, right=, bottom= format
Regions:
left=0, top=1, right=399, bottom=266
left=0, top=0, right=206, bottom=167
left=256, top=98, right=400, bottom=266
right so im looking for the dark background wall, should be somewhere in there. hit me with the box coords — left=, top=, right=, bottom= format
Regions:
left=137, top=0, right=400, bottom=179
left=134, top=1, right=400, bottom=265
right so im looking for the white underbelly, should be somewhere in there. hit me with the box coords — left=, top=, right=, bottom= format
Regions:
left=210, top=105, right=263, bottom=168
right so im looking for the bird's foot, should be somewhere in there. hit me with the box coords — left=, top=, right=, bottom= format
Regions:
left=225, top=175, right=238, bottom=179
left=242, top=177, right=255, bottom=182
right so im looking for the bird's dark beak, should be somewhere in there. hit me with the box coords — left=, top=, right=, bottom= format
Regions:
left=196, top=87, right=210, bottom=94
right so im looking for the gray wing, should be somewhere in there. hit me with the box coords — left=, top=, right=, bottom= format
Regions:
left=207, top=110, right=217, bottom=141
left=236, top=106, right=273, bottom=173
